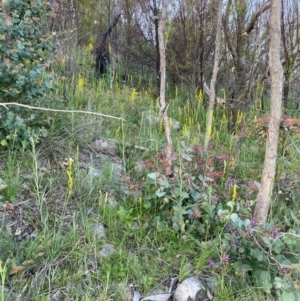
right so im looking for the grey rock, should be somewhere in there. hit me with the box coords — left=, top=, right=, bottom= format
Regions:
left=0, top=178, right=7, bottom=191
left=90, top=137, right=119, bottom=155
left=94, top=224, right=107, bottom=240
left=173, top=277, right=208, bottom=301
left=99, top=244, right=117, bottom=258
left=0, top=285, right=18, bottom=300
left=169, top=118, right=181, bottom=131
left=134, top=160, right=148, bottom=175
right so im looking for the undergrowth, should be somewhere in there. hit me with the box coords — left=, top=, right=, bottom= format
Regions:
left=0, top=47, right=300, bottom=301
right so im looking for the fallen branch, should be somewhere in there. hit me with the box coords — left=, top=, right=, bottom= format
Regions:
left=0, top=102, right=125, bottom=121
left=203, top=80, right=226, bottom=105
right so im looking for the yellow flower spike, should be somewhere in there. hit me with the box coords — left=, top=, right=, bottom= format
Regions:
left=87, top=43, right=93, bottom=52
left=169, top=118, right=173, bottom=129
left=104, top=192, right=108, bottom=205
left=115, top=126, right=121, bottom=139
left=223, top=160, right=227, bottom=177
left=230, top=157, right=235, bottom=169
left=232, top=183, right=237, bottom=202
left=197, top=90, right=203, bottom=104
left=131, top=89, right=136, bottom=102
left=222, top=108, right=227, bottom=121
left=182, top=124, right=189, bottom=135
left=66, top=157, right=74, bottom=197
left=77, top=75, right=85, bottom=92
left=175, top=86, right=178, bottom=98
left=237, top=111, right=243, bottom=125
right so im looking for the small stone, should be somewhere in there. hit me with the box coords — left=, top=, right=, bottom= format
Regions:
left=94, top=224, right=107, bottom=240
left=99, top=244, right=117, bottom=258
left=0, top=178, right=7, bottom=191
left=173, top=277, right=208, bottom=301
left=90, top=137, right=119, bottom=155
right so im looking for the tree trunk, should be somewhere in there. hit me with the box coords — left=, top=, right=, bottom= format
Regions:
left=204, top=0, right=222, bottom=150
left=154, top=0, right=160, bottom=91
left=253, top=0, right=283, bottom=225
left=158, top=0, right=172, bottom=176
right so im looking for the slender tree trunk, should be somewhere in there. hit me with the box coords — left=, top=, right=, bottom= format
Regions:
left=253, top=0, right=283, bottom=225
left=204, top=0, right=222, bottom=150
left=153, top=0, right=160, bottom=91
left=158, top=0, right=172, bottom=176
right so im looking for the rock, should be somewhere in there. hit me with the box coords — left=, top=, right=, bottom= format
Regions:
left=169, top=118, right=181, bottom=131
left=0, top=178, right=7, bottom=191
left=90, top=137, right=119, bottom=155
left=173, top=277, right=208, bottom=301
left=99, top=244, right=117, bottom=258
left=0, top=285, right=18, bottom=300
left=133, top=160, right=148, bottom=175
left=93, top=224, right=107, bottom=240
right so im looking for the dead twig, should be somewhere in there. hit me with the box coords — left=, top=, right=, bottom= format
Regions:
left=0, top=102, right=125, bottom=121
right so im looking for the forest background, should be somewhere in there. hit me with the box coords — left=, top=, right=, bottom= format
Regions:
left=0, top=0, right=300, bottom=300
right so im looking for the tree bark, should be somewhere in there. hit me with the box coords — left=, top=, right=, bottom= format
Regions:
left=204, top=0, right=222, bottom=151
left=158, top=0, right=172, bottom=176
left=253, top=0, right=283, bottom=225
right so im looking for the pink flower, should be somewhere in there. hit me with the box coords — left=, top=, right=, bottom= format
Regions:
left=208, top=259, right=216, bottom=267
left=211, top=195, right=218, bottom=203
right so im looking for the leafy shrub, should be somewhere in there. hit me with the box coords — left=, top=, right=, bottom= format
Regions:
left=145, top=142, right=225, bottom=235
left=145, top=141, right=300, bottom=300
left=0, top=0, right=53, bottom=147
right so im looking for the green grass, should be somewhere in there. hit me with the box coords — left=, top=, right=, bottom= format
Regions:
left=1, top=52, right=300, bottom=301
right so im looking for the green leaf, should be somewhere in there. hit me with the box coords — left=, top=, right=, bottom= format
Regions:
left=227, top=201, right=234, bottom=209
left=230, top=213, right=239, bottom=224
left=147, top=172, right=159, bottom=180
left=182, top=153, right=193, bottom=161
left=251, top=248, right=265, bottom=262
left=254, top=270, right=272, bottom=293
left=289, top=263, right=300, bottom=270
left=279, top=291, right=296, bottom=301
left=156, top=187, right=166, bottom=197
left=0, top=139, right=7, bottom=146
left=158, top=177, right=169, bottom=187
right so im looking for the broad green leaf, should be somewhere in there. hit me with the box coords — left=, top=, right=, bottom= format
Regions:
left=251, top=248, right=264, bottom=262
left=182, top=153, right=193, bottom=161
left=289, top=263, right=300, bottom=270
left=158, top=177, right=169, bottom=187
left=147, top=172, right=159, bottom=180
left=156, top=188, right=166, bottom=197
left=227, top=201, right=234, bottom=209
left=230, top=213, right=239, bottom=224
left=279, top=291, right=295, bottom=301
left=0, top=139, right=8, bottom=146
left=254, top=270, right=272, bottom=293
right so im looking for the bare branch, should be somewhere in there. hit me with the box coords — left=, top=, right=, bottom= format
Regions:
left=0, top=103, right=125, bottom=121
left=244, top=1, right=271, bottom=35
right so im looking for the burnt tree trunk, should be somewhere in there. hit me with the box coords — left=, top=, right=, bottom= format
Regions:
left=95, top=14, right=121, bottom=77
